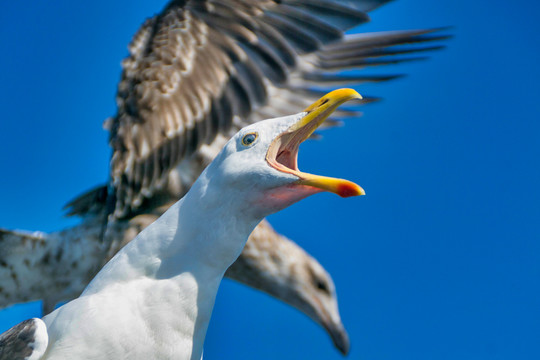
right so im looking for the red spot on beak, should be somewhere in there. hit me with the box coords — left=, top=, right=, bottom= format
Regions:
left=337, top=183, right=362, bottom=198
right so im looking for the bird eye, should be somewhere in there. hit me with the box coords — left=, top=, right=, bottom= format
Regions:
left=241, top=132, right=258, bottom=147
left=315, top=278, right=330, bottom=294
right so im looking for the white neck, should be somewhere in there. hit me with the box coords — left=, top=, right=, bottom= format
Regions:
left=81, top=169, right=262, bottom=359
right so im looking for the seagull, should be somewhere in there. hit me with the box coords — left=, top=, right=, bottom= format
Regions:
left=0, top=89, right=364, bottom=360
left=0, top=0, right=447, bottom=354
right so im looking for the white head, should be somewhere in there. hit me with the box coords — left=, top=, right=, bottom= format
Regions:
left=196, top=88, right=365, bottom=220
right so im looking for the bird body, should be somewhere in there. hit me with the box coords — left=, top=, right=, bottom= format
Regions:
left=43, top=196, right=235, bottom=360
left=41, top=169, right=266, bottom=359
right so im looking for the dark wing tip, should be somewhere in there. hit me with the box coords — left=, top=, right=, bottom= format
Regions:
left=63, top=185, right=108, bottom=217
left=0, top=318, right=48, bottom=360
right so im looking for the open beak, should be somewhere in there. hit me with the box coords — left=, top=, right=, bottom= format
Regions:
left=266, top=88, right=365, bottom=197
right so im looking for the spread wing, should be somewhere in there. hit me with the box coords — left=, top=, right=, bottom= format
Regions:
left=107, top=0, right=447, bottom=217
left=0, top=318, right=48, bottom=360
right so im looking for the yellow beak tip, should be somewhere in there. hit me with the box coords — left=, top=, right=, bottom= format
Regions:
left=326, top=88, right=363, bottom=101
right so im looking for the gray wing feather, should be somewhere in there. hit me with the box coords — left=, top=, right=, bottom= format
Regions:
left=0, top=318, right=48, bottom=360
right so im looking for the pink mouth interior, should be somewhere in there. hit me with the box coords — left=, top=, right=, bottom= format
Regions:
left=267, top=132, right=301, bottom=175
left=266, top=117, right=322, bottom=175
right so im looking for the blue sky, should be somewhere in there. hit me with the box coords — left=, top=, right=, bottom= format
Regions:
left=0, top=0, right=539, bottom=359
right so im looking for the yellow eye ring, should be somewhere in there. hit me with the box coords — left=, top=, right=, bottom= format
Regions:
left=241, top=132, right=258, bottom=147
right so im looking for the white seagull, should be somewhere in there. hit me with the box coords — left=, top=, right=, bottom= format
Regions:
left=0, top=0, right=447, bottom=354
left=0, top=89, right=363, bottom=359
